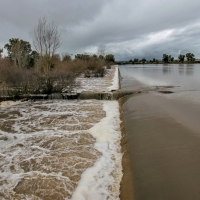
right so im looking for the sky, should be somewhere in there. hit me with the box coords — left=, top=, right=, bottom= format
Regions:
left=1, top=0, right=200, bottom=61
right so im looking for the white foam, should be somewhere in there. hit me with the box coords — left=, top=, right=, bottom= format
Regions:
left=71, top=101, right=122, bottom=200
left=108, top=65, right=119, bottom=91
left=0, top=100, right=22, bottom=108
left=0, top=100, right=123, bottom=199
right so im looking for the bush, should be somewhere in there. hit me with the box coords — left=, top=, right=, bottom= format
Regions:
left=94, top=66, right=106, bottom=77
left=0, top=57, right=78, bottom=96
left=0, top=52, right=109, bottom=97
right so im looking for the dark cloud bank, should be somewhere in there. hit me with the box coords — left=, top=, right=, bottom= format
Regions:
left=1, top=0, right=200, bottom=61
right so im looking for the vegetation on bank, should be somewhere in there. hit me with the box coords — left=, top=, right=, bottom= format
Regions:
left=162, top=53, right=195, bottom=63
left=116, top=53, right=198, bottom=65
left=0, top=18, right=115, bottom=97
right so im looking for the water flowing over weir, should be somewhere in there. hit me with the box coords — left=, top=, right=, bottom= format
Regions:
left=0, top=90, right=139, bottom=101
left=1, top=64, right=181, bottom=200
left=120, top=64, right=200, bottom=200
left=0, top=66, right=128, bottom=200
left=0, top=66, right=140, bottom=102
left=0, top=100, right=123, bottom=200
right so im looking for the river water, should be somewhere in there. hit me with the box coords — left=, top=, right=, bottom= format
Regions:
left=120, top=64, right=200, bottom=200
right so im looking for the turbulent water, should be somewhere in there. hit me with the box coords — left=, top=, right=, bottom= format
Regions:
left=0, top=100, right=122, bottom=200
left=120, top=64, right=200, bottom=200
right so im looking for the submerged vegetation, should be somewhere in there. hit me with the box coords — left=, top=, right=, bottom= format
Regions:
left=0, top=18, right=115, bottom=97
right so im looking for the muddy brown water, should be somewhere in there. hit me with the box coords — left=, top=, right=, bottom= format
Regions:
left=0, top=100, right=105, bottom=199
left=120, top=64, right=200, bottom=200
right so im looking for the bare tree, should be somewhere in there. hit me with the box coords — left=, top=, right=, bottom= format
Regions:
left=0, top=49, right=3, bottom=59
left=97, top=44, right=106, bottom=57
left=33, top=17, right=61, bottom=72
left=34, top=17, right=61, bottom=57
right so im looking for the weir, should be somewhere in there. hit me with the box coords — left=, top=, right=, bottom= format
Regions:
left=0, top=90, right=142, bottom=101
left=79, top=90, right=139, bottom=100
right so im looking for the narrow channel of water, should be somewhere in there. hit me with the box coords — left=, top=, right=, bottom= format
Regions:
left=120, top=64, right=200, bottom=200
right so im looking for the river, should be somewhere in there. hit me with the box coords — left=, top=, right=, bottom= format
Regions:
left=120, top=64, right=200, bottom=200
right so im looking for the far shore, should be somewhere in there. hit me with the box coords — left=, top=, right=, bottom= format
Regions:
left=116, top=61, right=200, bottom=65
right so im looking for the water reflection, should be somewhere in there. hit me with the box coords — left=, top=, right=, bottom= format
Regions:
left=121, top=65, right=200, bottom=200
left=119, top=64, right=200, bottom=91
left=162, top=65, right=171, bottom=74
left=178, top=64, right=184, bottom=75
left=186, top=64, right=194, bottom=76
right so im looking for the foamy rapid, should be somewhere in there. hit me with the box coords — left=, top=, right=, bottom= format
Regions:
left=0, top=100, right=122, bottom=200
left=72, top=101, right=122, bottom=200
left=108, top=65, right=119, bottom=91
left=0, top=100, right=22, bottom=108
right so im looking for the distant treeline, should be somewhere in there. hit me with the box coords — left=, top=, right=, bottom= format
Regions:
left=116, top=52, right=198, bottom=65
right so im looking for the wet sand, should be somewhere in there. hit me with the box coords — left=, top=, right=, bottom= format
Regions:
left=123, top=92, right=200, bottom=200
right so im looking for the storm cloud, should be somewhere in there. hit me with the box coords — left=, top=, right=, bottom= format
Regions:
left=1, top=0, right=200, bottom=60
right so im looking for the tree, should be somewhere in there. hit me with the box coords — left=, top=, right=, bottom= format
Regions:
left=178, top=54, right=185, bottom=62
left=163, top=54, right=169, bottom=63
left=4, top=38, right=36, bottom=68
left=75, top=54, right=90, bottom=60
left=142, top=58, right=146, bottom=63
left=0, top=49, right=3, bottom=58
left=97, top=44, right=106, bottom=57
left=168, top=55, right=172, bottom=62
left=33, top=17, right=61, bottom=72
left=34, top=17, right=60, bottom=57
left=134, top=58, right=138, bottom=62
left=105, top=54, right=115, bottom=62
left=92, top=54, right=98, bottom=59
left=99, top=55, right=105, bottom=60
left=62, top=53, right=71, bottom=62
left=29, top=50, right=39, bottom=68
left=186, top=53, right=195, bottom=62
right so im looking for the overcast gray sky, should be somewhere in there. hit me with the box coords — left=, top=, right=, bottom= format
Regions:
left=1, top=0, right=200, bottom=61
